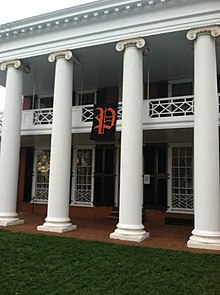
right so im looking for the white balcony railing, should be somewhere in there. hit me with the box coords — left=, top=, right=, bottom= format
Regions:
left=148, top=95, right=194, bottom=118
left=81, top=102, right=123, bottom=122
left=1, top=94, right=219, bottom=134
left=0, top=112, right=3, bottom=127
left=33, top=108, right=53, bottom=125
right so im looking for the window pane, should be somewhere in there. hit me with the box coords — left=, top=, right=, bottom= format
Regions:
left=171, top=146, right=193, bottom=211
left=172, top=82, right=193, bottom=96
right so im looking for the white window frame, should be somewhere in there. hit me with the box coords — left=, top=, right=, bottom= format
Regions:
left=168, top=78, right=193, bottom=97
left=75, top=89, right=97, bottom=105
left=167, top=143, right=194, bottom=214
left=31, top=147, right=50, bottom=204
left=71, top=145, right=95, bottom=207
left=35, top=93, right=53, bottom=109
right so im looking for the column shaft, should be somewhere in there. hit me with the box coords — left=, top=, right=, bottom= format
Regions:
left=187, top=27, right=220, bottom=250
left=0, top=63, right=24, bottom=226
left=37, top=51, right=76, bottom=233
left=110, top=39, right=149, bottom=242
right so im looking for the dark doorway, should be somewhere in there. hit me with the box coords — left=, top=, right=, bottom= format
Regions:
left=143, top=145, right=167, bottom=210
left=93, top=146, right=115, bottom=206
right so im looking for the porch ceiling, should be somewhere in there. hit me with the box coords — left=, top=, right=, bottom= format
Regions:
left=20, top=128, right=194, bottom=147
left=17, top=30, right=195, bottom=95
left=1, top=29, right=220, bottom=95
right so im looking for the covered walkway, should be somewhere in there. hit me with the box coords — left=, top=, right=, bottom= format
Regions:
left=1, top=209, right=219, bottom=255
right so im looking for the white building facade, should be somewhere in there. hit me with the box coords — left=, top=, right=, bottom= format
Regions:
left=0, top=0, right=220, bottom=249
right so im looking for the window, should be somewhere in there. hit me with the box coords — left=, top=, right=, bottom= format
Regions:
left=34, top=95, right=53, bottom=109
left=32, top=149, right=50, bottom=203
left=72, top=148, right=94, bottom=206
left=75, top=90, right=97, bottom=105
left=168, top=79, right=193, bottom=97
left=169, top=146, right=193, bottom=213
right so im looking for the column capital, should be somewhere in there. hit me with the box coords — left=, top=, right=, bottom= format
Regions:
left=0, top=59, right=30, bottom=74
left=116, top=38, right=145, bottom=52
left=186, top=25, right=220, bottom=41
left=48, top=50, right=80, bottom=65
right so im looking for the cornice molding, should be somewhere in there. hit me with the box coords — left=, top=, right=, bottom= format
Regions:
left=186, top=25, right=220, bottom=40
left=116, top=38, right=145, bottom=51
left=0, top=59, right=30, bottom=73
left=0, top=0, right=168, bottom=41
left=0, top=1, right=219, bottom=61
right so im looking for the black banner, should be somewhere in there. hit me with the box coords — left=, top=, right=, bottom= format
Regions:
left=90, top=103, right=118, bottom=141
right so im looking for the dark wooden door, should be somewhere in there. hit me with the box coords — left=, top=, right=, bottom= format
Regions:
left=143, top=146, right=167, bottom=210
left=93, top=146, right=115, bottom=206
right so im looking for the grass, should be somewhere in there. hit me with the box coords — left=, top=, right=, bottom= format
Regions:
left=0, top=230, right=220, bottom=295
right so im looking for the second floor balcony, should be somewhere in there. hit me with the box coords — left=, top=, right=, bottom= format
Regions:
left=0, top=94, right=197, bottom=135
left=1, top=93, right=220, bottom=135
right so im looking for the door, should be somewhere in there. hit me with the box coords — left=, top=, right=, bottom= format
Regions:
left=72, top=147, right=95, bottom=207
left=93, top=146, right=115, bottom=206
left=33, top=149, right=50, bottom=203
left=144, top=146, right=167, bottom=210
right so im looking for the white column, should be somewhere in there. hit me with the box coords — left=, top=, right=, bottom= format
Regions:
left=187, top=26, right=220, bottom=250
left=37, top=50, right=76, bottom=233
left=110, top=38, right=149, bottom=242
left=0, top=60, right=28, bottom=226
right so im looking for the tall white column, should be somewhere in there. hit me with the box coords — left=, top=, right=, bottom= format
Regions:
left=187, top=26, right=220, bottom=250
left=110, top=38, right=149, bottom=242
left=37, top=50, right=76, bottom=233
left=0, top=60, right=28, bottom=226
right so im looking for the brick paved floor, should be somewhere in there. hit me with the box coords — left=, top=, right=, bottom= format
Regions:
left=1, top=211, right=219, bottom=255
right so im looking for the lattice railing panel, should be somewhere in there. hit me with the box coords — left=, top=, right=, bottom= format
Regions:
left=74, top=189, right=92, bottom=204
left=82, top=106, right=94, bottom=122
left=117, top=104, right=122, bottom=120
left=33, top=109, right=53, bottom=125
left=171, top=194, right=193, bottom=212
left=82, top=103, right=122, bottom=122
left=0, top=113, right=3, bottom=127
left=34, top=187, right=49, bottom=202
left=149, top=96, right=194, bottom=118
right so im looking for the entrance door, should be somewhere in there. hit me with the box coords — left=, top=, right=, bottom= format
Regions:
left=32, top=149, right=50, bottom=203
left=144, top=146, right=167, bottom=210
left=72, top=147, right=95, bottom=206
left=93, top=146, right=115, bottom=206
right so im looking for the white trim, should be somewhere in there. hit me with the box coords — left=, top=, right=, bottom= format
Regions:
left=75, top=89, right=97, bottom=106
left=31, top=148, right=38, bottom=201
left=0, top=1, right=219, bottom=61
left=71, top=145, right=95, bottom=207
left=31, top=147, right=50, bottom=204
left=167, top=143, right=194, bottom=214
left=167, top=145, right=172, bottom=212
left=34, top=95, right=53, bottom=109
left=168, top=78, right=193, bottom=97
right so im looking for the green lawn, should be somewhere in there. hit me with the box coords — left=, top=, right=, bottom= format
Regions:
left=0, top=230, right=219, bottom=295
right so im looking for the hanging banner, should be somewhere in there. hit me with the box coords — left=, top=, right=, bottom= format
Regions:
left=90, top=103, right=118, bottom=141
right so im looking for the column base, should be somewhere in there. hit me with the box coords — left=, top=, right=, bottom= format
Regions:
left=37, top=218, right=77, bottom=233
left=0, top=217, right=24, bottom=227
left=187, top=229, right=220, bottom=250
left=110, top=225, right=150, bottom=242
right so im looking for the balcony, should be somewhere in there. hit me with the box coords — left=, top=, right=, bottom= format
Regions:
left=1, top=94, right=215, bottom=135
